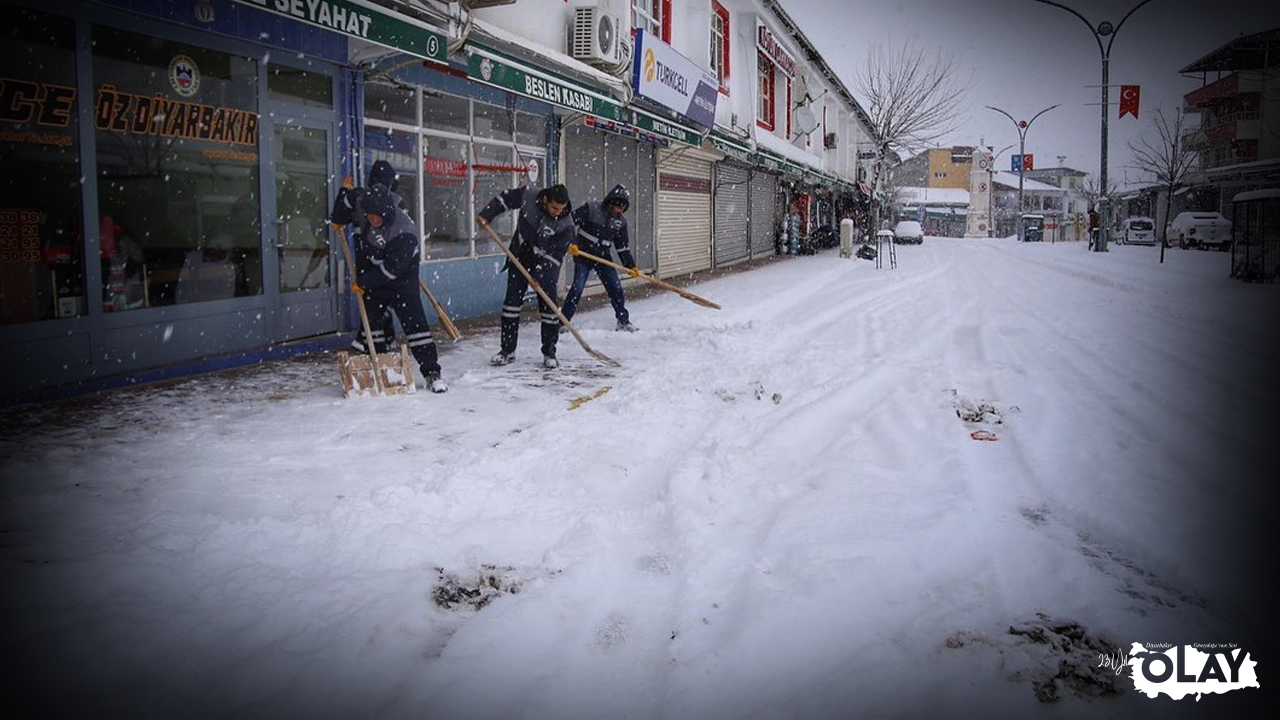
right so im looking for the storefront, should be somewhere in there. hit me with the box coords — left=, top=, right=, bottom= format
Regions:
left=1, top=0, right=354, bottom=403
left=561, top=117, right=658, bottom=275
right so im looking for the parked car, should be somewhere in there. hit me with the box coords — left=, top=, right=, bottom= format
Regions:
left=1121, top=217, right=1156, bottom=245
left=1169, top=211, right=1233, bottom=251
left=893, top=220, right=924, bottom=244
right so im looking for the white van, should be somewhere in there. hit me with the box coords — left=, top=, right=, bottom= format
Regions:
left=1122, top=217, right=1156, bottom=245
left=1169, top=211, right=1233, bottom=251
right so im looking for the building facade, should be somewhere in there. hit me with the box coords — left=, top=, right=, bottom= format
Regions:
left=0, top=0, right=872, bottom=404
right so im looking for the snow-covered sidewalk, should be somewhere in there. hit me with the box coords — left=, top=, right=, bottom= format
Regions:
left=2, top=239, right=1275, bottom=718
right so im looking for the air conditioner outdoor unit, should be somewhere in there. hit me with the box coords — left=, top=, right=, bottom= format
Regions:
left=824, top=132, right=838, bottom=149
left=570, top=0, right=628, bottom=67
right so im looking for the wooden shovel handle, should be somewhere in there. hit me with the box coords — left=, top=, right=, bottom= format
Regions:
left=480, top=222, right=619, bottom=368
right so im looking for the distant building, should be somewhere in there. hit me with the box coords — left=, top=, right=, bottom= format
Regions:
left=893, top=147, right=977, bottom=190
left=1180, top=27, right=1280, bottom=210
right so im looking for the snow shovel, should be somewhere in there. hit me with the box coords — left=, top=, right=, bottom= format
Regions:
left=419, top=278, right=461, bottom=342
left=334, top=232, right=415, bottom=398
left=567, top=244, right=721, bottom=310
left=479, top=221, right=620, bottom=368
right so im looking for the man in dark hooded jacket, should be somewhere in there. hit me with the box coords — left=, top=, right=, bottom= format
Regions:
left=477, top=184, right=575, bottom=369
left=562, top=184, right=638, bottom=332
left=330, top=160, right=402, bottom=350
left=334, top=181, right=446, bottom=393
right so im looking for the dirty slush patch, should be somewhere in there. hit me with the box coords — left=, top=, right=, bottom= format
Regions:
left=946, top=613, right=1128, bottom=704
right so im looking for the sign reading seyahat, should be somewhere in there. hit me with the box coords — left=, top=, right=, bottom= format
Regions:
left=631, top=29, right=717, bottom=129
left=466, top=47, right=698, bottom=146
left=232, top=0, right=448, bottom=64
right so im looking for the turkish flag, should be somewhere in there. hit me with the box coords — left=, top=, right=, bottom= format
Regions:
left=1120, top=85, right=1140, bottom=119
left=1022, top=154, right=1034, bottom=171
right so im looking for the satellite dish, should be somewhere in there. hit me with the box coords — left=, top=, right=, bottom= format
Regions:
left=795, top=106, right=818, bottom=133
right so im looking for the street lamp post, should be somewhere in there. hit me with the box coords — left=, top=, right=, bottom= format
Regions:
left=1034, top=0, right=1154, bottom=252
left=988, top=143, right=1016, bottom=237
left=987, top=104, right=1060, bottom=241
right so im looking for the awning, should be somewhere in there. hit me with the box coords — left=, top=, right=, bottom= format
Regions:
left=709, top=134, right=755, bottom=164
left=230, top=0, right=449, bottom=64
left=464, top=44, right=704, bottom=147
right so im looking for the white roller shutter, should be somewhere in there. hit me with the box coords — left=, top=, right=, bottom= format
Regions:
left=657, top=148, right=714, bottom=277
left=714, top=162, right=751, bottom=266
left=750, top=171, right=780, bottom=257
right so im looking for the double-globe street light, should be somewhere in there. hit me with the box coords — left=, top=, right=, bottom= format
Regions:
left=987, top=104, right=1060, bottom=241
left=1034, top=0, right=1154, bottom=252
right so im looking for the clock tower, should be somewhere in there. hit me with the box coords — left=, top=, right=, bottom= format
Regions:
left=965, top=145, right=995, bottom=237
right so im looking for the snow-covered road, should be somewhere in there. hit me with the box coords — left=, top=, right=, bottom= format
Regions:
left=3, top=238, right=1274, bottom=718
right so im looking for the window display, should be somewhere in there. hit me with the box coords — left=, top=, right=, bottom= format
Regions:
left=92, top=26, right=262, bottom=307
left=364, top=85, right=547, bottom=261
left=0, top=8, right=81, bottom=325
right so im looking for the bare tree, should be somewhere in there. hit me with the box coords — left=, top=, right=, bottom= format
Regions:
left=1080, top=173, right=1119, bottom=213
left=855, top=41, right=969, bottom=233
left=1128, top=107, right=1198, bottom=262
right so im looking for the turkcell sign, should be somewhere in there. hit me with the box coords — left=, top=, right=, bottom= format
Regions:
left=631, top=29, right=717, bottom=130
left=231, top=0, right=448, bottom=64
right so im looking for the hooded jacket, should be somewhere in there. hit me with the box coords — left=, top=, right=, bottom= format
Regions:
left=570, top=184, right=634, bottom=268
left=354, top=185, right=420, bottom=292
left=479, top=185, right=576, bottom=269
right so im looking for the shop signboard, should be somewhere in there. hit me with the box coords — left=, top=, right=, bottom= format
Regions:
left=631, top=29, right=717, bottom=129
left=466, top=46, right=700, bottom=147
left=232, top=0, right=448, bottom=64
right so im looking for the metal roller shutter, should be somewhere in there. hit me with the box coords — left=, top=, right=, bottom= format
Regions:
left=713, top=162, right=751, bottom=266
left=657, top=148, right=714, bottom=277
left=750, top=171, right=780, bottom=257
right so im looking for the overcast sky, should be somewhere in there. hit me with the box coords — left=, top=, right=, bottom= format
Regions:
left=786, top=0, right=1280, bottom=188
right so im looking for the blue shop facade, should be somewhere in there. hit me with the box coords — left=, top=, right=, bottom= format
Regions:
left=0, top=0, right=581, bottom=404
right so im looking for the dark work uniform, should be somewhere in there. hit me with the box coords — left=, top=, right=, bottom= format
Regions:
left=348, top=186, right=441, bottom=379
left=478, top=186, right=575, bottom=360
left=562, top=184, right=635, bottom=325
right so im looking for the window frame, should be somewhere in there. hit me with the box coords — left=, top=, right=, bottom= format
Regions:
left=756, top=52, right=774, bottom=131
left=711, top=1, right=730, bottom=95
left=633, top=0, right=672, bottom=43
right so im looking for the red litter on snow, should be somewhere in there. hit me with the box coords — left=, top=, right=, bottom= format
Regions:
left=969, top=430, right=999, bottom=441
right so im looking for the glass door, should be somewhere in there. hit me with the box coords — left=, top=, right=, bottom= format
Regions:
left=271, top=122, right=336, bottom=340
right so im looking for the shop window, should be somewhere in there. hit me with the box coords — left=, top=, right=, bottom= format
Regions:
left=515, top=111, right=545, bottom=146
left=420, top=134, right=472, bottom=261
left=470, top=143, right=520, bottom=256
left=365, top=88, right=546, bottom=260
left=364, top=127, right=419, bottom=221
left=757, top=53, right=775, bottom=131
left=472, top=101, right=512, bottom=141
left=420, top=91, right=469, bottom=136
left=92, top=26, right=262, bottom=308
left=0, top=7, right=80, bottom=325
left=364, top=82, right=415, bottom=125
left=268, top=65, right=333, bottom=108
left=710, top=1, right=730, bottom=93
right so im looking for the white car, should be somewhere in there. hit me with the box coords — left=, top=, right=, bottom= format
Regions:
left=1121, top=217, right=1156, bottom=245
left=1169, top=211, right=1232, bottom=251
left=892, top=220, right=924, bottom=245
